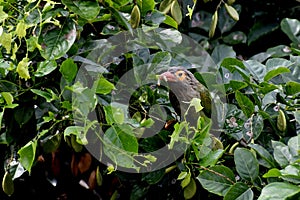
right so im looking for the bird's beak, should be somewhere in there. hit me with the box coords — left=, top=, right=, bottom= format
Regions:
left=159, top=71, right=177, bottom=84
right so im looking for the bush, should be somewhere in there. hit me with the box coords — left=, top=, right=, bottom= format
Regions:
left=0, top=0, right=299, bottom=199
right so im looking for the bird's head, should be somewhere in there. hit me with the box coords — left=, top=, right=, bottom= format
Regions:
left=159, top=67, right=200, bottom=99
left=159, top=66, right=212, bottom=117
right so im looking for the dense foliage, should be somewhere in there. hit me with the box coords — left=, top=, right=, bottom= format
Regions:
left=0, top=0, right=299, bottom=199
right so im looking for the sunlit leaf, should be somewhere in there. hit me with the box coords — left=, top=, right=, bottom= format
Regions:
left=18, top=140, right=37, bottom=173
left=16, top=57, right=30, bottom=80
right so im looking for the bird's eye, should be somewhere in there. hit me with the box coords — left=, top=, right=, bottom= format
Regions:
left=175, top=70, right=186, bottom=81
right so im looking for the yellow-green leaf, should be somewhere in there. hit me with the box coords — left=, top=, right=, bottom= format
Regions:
left=130, top=5, right=141, bottom=29
left=0, top=32, right=12, bottom=53
left=1, top=92, right=13, bottom=105
left=224, top=3, right=239, bottom=21
left=15, top=21, right=27, bottom=38
left=159, top=0, right=173, bottom=14
left=277, top=109, right=287, bottom=132
left=171, top=0, right=182, bottom=25
left=18, top=140, right=37, bottom=173
left=184, top=178, right=197, bottom=199
left=209, top=10, right=218, bottom=38
left=16, top=57, right=31, bottom=80
left=0, top=6, right=8, bottom=23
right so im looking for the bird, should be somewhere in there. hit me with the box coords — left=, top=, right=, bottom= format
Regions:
left=158, top=66, right=212, bottom=124
left=158, top=67, right=224, bottom=151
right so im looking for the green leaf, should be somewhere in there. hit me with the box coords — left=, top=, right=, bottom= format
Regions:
left=72, top=86, right=97, bottom=116
left=285, top=81, right=300, bottom=95
left=41, top=131, right=62, bottom=153
left=263, top=168, right=281, bottom=178
left=103, top=105, right=125, bottom=125
left=0, top=6, right=8, bottom=23
left=31, top=89, right=53, bottom=102
left=248, top=143, right=277, bottom=168
left=18, top=140, right=37, bottom=173
left=209, top=10, right=218, bottom=38
left=228, top=80, right=248, bottom=91
left=103, top=124, right=139, bottom=168
left=181, top=172, right=191, bottom=188
left=110, top=8, right=133, bottom=34
left=1, top=92, right=14, bottom=105
left=60, top=58, right=78, bottom=82
left=197, top=165, right=235, bottom=196
left=280, top=18, right=300, bottom=44
left=224, top=182, right=254, bottom=200
left=183, top=178, right=197, bottom=199
left=39, top=20, right=76, bottom=60
left=189, top=98, right=203, bottom=113
left=168, top=121, right=188, bottom=149
left=199, top=149, right=225, bottom=167
left=15, top=20, right=27, bottom=38
left=235, top=91, right=255, bottom=118
left=170, top=0, right=182, bottom=25
left=159, top=0, right=173, bottom=14
left=14, top=107, right=34, bottom=127
left=212, top=45, right=236, bottom=64
left=35, top=60, right=57, bottom=77
left=288, top=135, right=300, bottom=158
left=141, top=169, right=165, bottom=185
left=0, top=31, right=12, bottom=53
left=264, top=67, right=290, bottom=82
left=223, top=31, right=247, bottom=45
left=130, top=5, right=141, bottom=29
left=96, top=76, right=115, bottom=95
left=280, top=165, right=300, bottom=184
left=224, top=3, right=239, bottom=21
left=16, top=57, right=30, bottom=80
left=272, top=140, right=291, bottom=168
left=63, top=126, right=87, bottom=145
left=248, top=22, right=278, bottom=45
left=137, top=0, right=155, bottom=15
left=163, top=15, right=178, bottom=29
left=61, top=0, right=100, bottom=20
left=234, top=148, right=259, bottom=182
left=243, top=60, right=266, bottom=82
left=257, top=182, right=300, bottom=200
